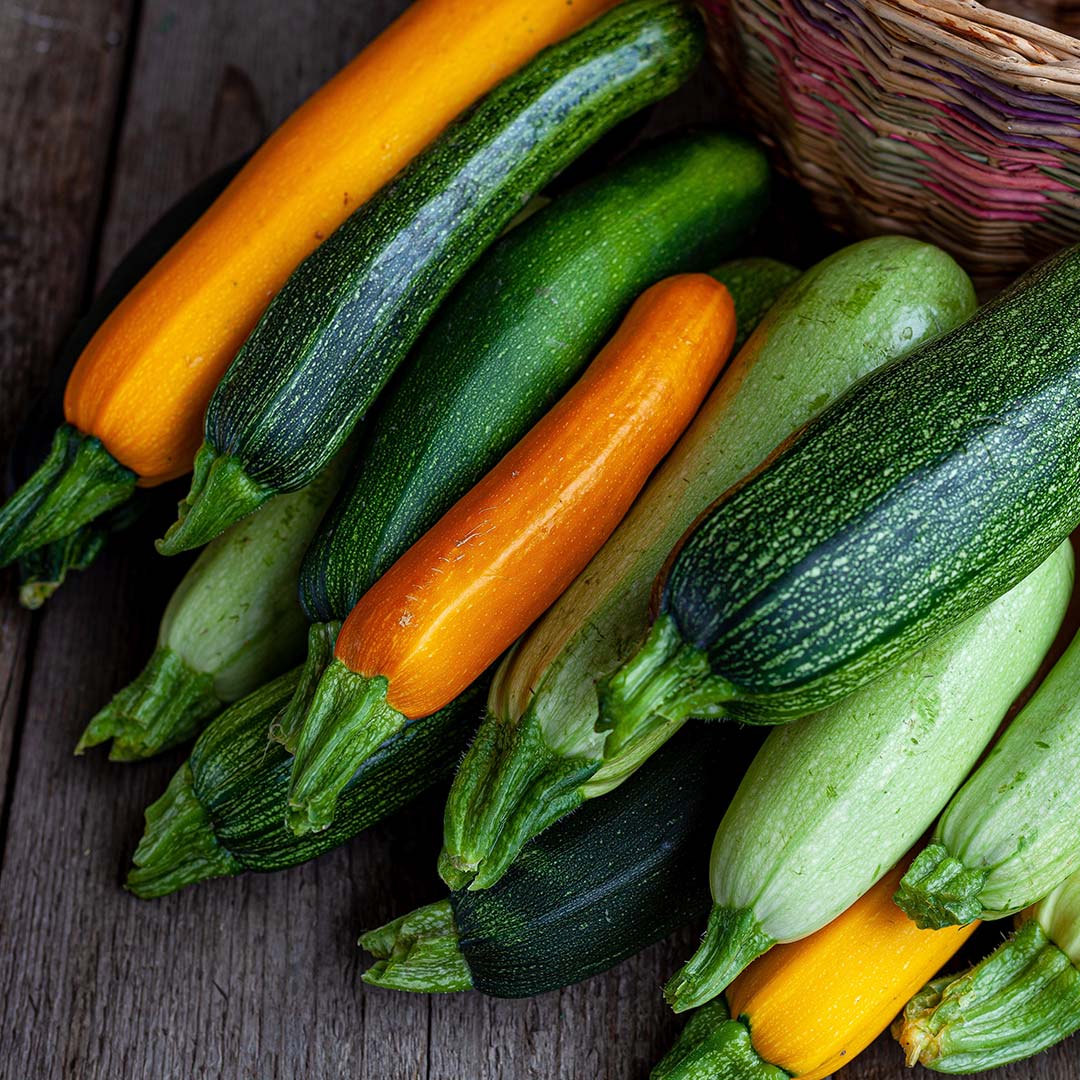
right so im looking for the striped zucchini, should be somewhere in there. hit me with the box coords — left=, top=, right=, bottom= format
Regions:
left=598, top=243, right=1080, bottom=745
left=442, top=237, right=976, bottom=892
left=278, top=132, right=769, bottom=745
left=664, top=540, right=1073, bottom=1013
left=157, top=0, right=706, bottom=555
left=126, top=669, right=486, bottom=898
left=897, top=866, right=1080, bottom=1072
left=76, top=447, right=350, bottom=760
left=4, top=161, right=241, bottom=605
left=896, top=617, right=1080, bottom=929
left=362, top=721, right=760, bottom=997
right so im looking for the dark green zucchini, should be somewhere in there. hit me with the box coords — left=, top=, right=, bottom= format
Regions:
left=275, top=131, right=769, bottom=743
left=158, top=0, right=707, bottom=555
left=361, top=721, right=761, bottom=998
left=598, top=243, right=1080, bottom=743
left=5, top=160, right=242, bottom=605
left=126, top=668, right=485, bottom=898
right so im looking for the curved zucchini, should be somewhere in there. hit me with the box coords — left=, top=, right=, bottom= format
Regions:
left=76, top=446, right=351, bottom=760
left=361, top=721, right=761, bottom=998
left=4, top=160, right=242, bottom=606
left=277, top=131, right=770, bottom=746
left=897, top=866, right=1080, bottom=1073
left=442, top=237, right=976, bottom=892
left=663, top=540, right=1073, bottom=1013
left=126, top=669, right=487, bottom=898
left=158, top=0, right=706, bottom=554
left=896, top=616, right=1080, bottom=928
left=599, top=242, right=1080, bottom=743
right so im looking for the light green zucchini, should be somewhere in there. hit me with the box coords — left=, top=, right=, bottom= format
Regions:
left=896, top=865, right=1080, bottom=1072
left=77, top=449, right=349, bottom=760
left=663, top=540, right=1073, bottom=1013
left=896, top=617, right=1080, bottom=928
left=441, top=237, right=977, bottom=892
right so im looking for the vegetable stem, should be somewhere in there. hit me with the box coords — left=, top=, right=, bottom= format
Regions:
left=597, top=613, right=734, bottom=758
left=651, top=1000, right=790, bottom=1080
left=361, top=900, right=473, bottom=993
left=268, top=620, right=341, bottom=753
left=895, top=919, right=1080, bottom=1072
left=0, top=424, right=136, bottom=566
left=286, top=661, right=407, bottom=835
left=439, top=706, right=599, bottom=890
left=156, top=443, right=271, bottom=555
left=76, top=645, right=221, bottom=760
left=665, top=905, right=775, bottom=1013
left=894, top=843, right=989, bottom=929
left=126, top=763, right=241, bottom=898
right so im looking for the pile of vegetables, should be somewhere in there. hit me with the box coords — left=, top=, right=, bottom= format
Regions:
left=7, top=0, right=1080, bottom=1074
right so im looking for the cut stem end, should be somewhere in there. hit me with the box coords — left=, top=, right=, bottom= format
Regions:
left=895, top=843, right=988, bottom=929
left=360, top=899, right=472, bottom=993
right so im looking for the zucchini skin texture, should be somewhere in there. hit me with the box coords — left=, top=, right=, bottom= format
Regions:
left=3, top=160, right=242, bottom=601
left=450, top=722, right=761, bottom=997
left=298, top=130, right=769, bottom=624
left=127, top=669, right=486, bottom=895
left=167, top=0, right=706, bottom=551
left=636, top=242, right=1080, bottom=725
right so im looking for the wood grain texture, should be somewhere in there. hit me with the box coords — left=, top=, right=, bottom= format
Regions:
left=0, top=2, right=1076, bottom=1078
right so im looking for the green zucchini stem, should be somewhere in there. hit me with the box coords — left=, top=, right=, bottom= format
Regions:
left=156, top=442, right=271, bottom=555
left=439, top=706, right=600, bottom=891
left=360, top=899, right=473, bottom=993
left=651, top=999, right=789, bottom=1080
left=268, top=620, right=341, bottom=753
left=895, top=919, right=1080, bottom=1072
left=126, top=762, right=241, bottom=898
left=0, top=423, right=137, bottom=567
left=894, top=843, right=989, bottom=929
left=664, top=905, right=775, bottom=1013
left=286, top=660, right=407, bottom=835
left=76, top=645, right=222, bottom=760
left=596, top=613, right=735, bottom=757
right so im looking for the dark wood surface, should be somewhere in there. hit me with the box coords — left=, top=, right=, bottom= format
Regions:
left=0, top=3, right=1075, bottom=1078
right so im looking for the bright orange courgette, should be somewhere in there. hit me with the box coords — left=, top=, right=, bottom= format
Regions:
left=726, top=859, right=979, bottom=1079
left=285, top=274, right=735, bottom=833
left=67, top=0, right=620, bottom=486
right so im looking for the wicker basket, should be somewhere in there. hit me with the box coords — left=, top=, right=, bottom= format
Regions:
left=703, top=0, right=1080, bottom=287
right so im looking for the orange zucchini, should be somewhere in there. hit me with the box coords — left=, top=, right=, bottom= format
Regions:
left=285, top=273, right=736, bottom=834
left=0, top=0, right=619, bottom=566
left=654, top=859, right=979, bottom=1079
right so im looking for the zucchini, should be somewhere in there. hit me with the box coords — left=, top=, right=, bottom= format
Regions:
left=76, top=446, right=351, bottom=760
left=664, top=540, right=1073, bottom=1013
left=598, top=242, right=1080, bottom=745
left=361, top=721, right=761, bottom=998
left=5, top=160, right=242, bottom=606
left=897, top=866, right=1080, bottom=1072
left=126, top=669, right=487, bottom=898
left=896, top=616, right=1080, bottom=928
left=279, top=131, right=770, bottom=745
left=707, top=257, right=799, bottom=352
left=157, top=0, right=706, bottom=555
left=442, top=237, right=976, bottom=892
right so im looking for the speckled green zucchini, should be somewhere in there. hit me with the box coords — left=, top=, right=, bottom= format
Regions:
left=126, top=669, right=486, bottom=898
left=157, top=0, right=706, bottom=555
left=896, top=615, right=1080, bottom=929
left=441, top=237, right=976, bottom=893
left=896, top=865, right=1080, bottom=1072
left=361, top=721, right=761, bottom=997
left=1, top=160, right=242, bottom=600
left=275, top=132, right=769, bottom=746
left=77, top=446, right=349, bottom=760
left=664, top=540, right=1072, bottom=1013
left=598, top=243, right=1080, bottom=744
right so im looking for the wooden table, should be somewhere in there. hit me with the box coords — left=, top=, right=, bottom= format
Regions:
left=0, top=3, right=1075, bottom=1077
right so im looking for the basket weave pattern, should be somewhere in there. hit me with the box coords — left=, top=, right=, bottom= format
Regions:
left=704, top=0, right=1080, bottom=284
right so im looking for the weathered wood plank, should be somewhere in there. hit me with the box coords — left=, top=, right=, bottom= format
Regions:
left=0, top=0, right=135, bottom=819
